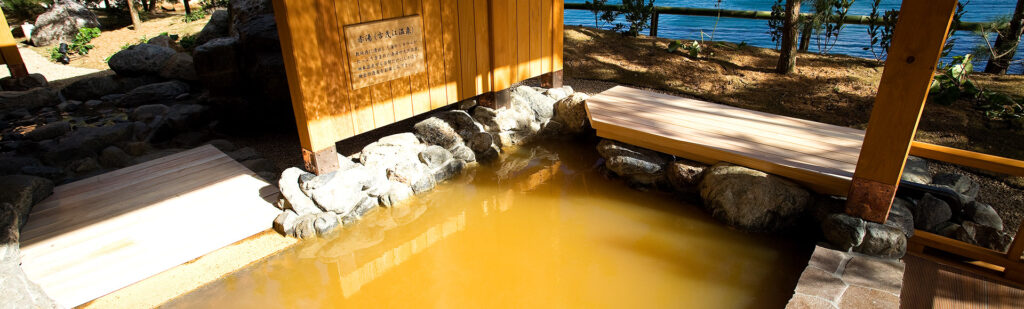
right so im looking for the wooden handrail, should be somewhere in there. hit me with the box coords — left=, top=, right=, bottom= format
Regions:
left=909, top=142, right=1024, bottom=177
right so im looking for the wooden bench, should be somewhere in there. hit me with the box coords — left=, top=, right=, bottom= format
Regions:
left=585, top=86, right=865, bottom=196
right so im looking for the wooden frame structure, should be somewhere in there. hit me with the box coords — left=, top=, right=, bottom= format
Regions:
left=0, top=8, right=28, bottom=78
left=272, top=0, right=565, bottom=175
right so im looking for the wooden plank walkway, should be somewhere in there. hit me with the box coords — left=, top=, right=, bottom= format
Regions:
left=902, top=254, right=1024, bottom=308
left=18, top=145, right=282, bottom=308
left=586, top=86, right=865, bottom=196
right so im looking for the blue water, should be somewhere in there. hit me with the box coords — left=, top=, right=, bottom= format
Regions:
left=564, top=0, right=1024, bottom=74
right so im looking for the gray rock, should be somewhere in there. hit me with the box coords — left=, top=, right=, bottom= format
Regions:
left=30, top=0, right=100, bottom=46
left=822, top=213, right=866, bottom=251
left=117, top=81, right=190, bottom=107
left=471, top=106, right=499, bottom=131
left=887, top=198, right=916, bottom=238
left=0, top=73, right=48, bottom=91
left=448, top=144, right=476, bottom=163
left=348, top=194, right=379, bottom=219
left=413, top=111, right=484, bottom=149
left=293, top=214, right=317, bottom=239
left=431, top=159, right=465, bottom=183
left=964, top=201, right=1003, bottom=231
left=311, top=175, right=365, bottom=215
left=553, top=93, right=590, bottom=133
left=61, top=75, right=121, bottom=101
left=699, top=163, right=811, bottom=232
left=0, top=88, right=60, bottom=114
left=378, top=132, right=421, bottom=146
left=666, top=159, right=706, bottom=194
left=0, top=157, right=41, bottom=175
left=418, top=145, right=453, bottom=168
left=66, top=157, right=101, bottom=174
left=23, top=121, right=70, bottom=141
left=236, top=13, right=280, bottom=52
left=229, top=0, right=275, bottom=33
left=196, top=10, right=230, bottom=46
left=98, top=146, right=132, bottom=168
left=146, top=34, right=172, bottom=48
left=935, top=222, right=961, bottom=238
left=159, top=53, right=198, bottom=81
left=910, top=193, right=952, bottom=231
left=272, top=210, right=297, bottom=236
left=956, top=221, right=1012, bottom=252
left=360, top=136, right=425, bottom=170
left=278, top=167, right=321, bottom=216
left=0, top=239, right=58, bottom=308
left=854, top=222, right=907, bottom=258
left=313, top=212, right=341, bottom=236
left=379, top=182, right=413, bottom=207
left=45, top=123, right=134, bottom=163
left=931, top=172, right=979, bottom=201
left=19, top=166, right=63, bottom=180
left=510, top=86, right=555, bottom=121
left=597, top=139, right=666, bottom=186
left=362, top=167, right=391, bottom=197
left=131, top=104, right=170, bottom=122
left=901, top=156, right=931, bottom=185
left=387, top=161, right=430, bottom=186
left=0, top=175, right=53, bottom=230
left=108, top=44, right=177, bottom=76
left=544, top=87, right=569, bottom=101
left=164, top=104, right=208, bottom=131
left=467, top=132, right=494, bottom=153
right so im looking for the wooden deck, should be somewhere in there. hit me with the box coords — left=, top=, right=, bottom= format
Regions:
left=585, top=86, right=864, bottom=195
left=902, top=254, right=1024, bottom=308
left=18, top=145, right=282, bottom=308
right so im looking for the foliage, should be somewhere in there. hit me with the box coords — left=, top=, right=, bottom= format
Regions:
left=972, top=14, right=1024, bottom=71
left=616, top=0, right=656, bottom=37
left=49, top=27, right=101, bottom=63
left=928, top=54, right=1023, bottom=121
left=940, top=1, right=968, bottom=61
left=1, top=0, right=51, bottom=22
left=179, top=33, right=198, bottom=50
left=709, top=0, right=724, bottom=41
left=668, top=40, right=703, bottom=58
left=767, top=0, right=785, bottom=50
left=183, top=10, right=207, bottom=22
left=813, top=0, right=853, bottom=54
left=200, top=0, right=228, bottom=11
left=584, top=0, right=610, bottom=28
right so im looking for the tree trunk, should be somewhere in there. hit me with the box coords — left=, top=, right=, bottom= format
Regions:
left=103, top=0, right=110, bottom=10
left=799, top=21, right=812, bottom=52
left=776, top=0, right=801, bottom=74
left=984, top=0, right=1024, bottom=74
left=128, top=0, right=142, bottom=30
left=140, top=0, right=149, bottom=11
left=184, top=0, right=192, bottom=15
left=148, top=0, right=157, bottom=12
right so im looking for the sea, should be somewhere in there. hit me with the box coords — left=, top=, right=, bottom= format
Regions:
left=564, top=0, right=1024, bottom=74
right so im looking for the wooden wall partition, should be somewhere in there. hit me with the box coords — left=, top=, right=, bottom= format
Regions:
left=272, top=0, right=564, bottom=174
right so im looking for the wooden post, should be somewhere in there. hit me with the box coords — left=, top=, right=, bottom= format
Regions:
left=0, top=8, right=28, bottom=78
left=650, top=12, right=659, bottom=37
left=540, top=70, right=562, bottom=88
left=846, top=0, right=958, bottom=223
left=478, top=89, right=511, bottom=109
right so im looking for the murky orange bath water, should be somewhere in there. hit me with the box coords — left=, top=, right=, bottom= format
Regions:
left=166, top=140, right=813, bottom=308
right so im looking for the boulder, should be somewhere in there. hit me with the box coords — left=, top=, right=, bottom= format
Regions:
left=196, top=10, right=230, bottom=46
left=430, top=159, right=465, bottom=183
left=131, top=104, right=170, bottom=122
left=45, top=123, right=134, bottom=163
left=699, top=163, right=811, bottom=232
left=108, top=44, right=177, bottom=76
left=910, top=193, right=952, bottom=231
left=821, top=213, right=866, bottom=251
left=360, top=134, right=425, bottom=170
left=23, top=121, right=70, bottom=141
left=413, top=111, right=483, bottom=149
left=0, top=157, right=42, bottom=175
left=553, top=93, right=590, bottom=133
left=30, top=0, right=100, bottom=46
left=272, top=210, right=298, bottom=236
left=60, top=75, right=121, bottom=101
left=597, top=139, right=667, bottom=186
left=163, top=104, right=208, bottom=131
left=544, top=87, right=569, bottom=101
left=448, top=144, right=475, bottom=163
left=886, top=198, right=916, bottom=238
left=117, top=81, right=190, bottom=107
left=0, top=74, right=48, bottom=91
left=313, top=212, right=341, bottom=236
left=379, top=182, right=413, bottom=207
left=293, top=214, right=317, bottom=239
left=901, top=156, right=931, bottom=185
left=956, top=221, right=1012, bottom=252
left=666, top=159, right=706, bottom=194
left=963, top=201, right=1003, bottom=231
left=236, top=14, right=280, bottom=52
left=854, top=222, right=907, bottom=258
left=146, top=34, right=173, bottom=48
left=0, top=88, right=60, bottom=114
left=159, top=53, right=198, bottom=81
left=931, top=172, right=979, bottom=201
left=0, top=175, right=54, bottom=230
left=418, top=145, right=453, bottom=168
left=193, top=37, right=240, bottom=90
left=278, top=167, right=320, bottom=216
left=98, top=146, right=132, bottom=168
left=229, top=0, right=275, bottom=37
left=310, top=174, right=367, bottom=215
left=510, top=86, right=555, bottom=122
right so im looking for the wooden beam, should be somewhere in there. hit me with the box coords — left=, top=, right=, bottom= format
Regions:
left=0, top=8, right=28, bottom=77
left=846, top=0, right=958, bottom=223
left=909, top=141, right=1024, bottom=177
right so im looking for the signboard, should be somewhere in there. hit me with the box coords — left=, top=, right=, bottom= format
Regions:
left=343, top=15, right=427, bottom=89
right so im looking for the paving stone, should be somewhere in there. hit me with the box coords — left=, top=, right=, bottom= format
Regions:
left=837, top=285, right=900, bottom=309
left=785, top=294, right=838, bottom=309
left=841, top=255, right=905, bottom=296
left=808, top=246, right=848, bottom=274
left=794, top=266, right=848, bottom=303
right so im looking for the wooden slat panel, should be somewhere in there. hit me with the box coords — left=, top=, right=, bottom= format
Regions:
left=312, top=0, right=355, bottom=140
left=358, top=0, right=397, bottom=128
left=404, top=0, right=432, bottom=115
left=456, top=0, right=477, bottom=100
left=541, top=0, right=552, bottom=73
left=272, top=0, right=322, bottom=151
left=490, top=0, right=513, bottom=91
left=420, top=0, right=448, bottom=109
left=440, top=0, right=462, bottom=104
left=515, top=0, right=530, bottom=81
left=529, top=0, right=542, bottom=76
left=335, top=1, right=375, bottom=134
left=382, top=0, right=414, bottom=121
left=472, top=0, right=491, bottom=95
left=552, top=0, right=563, bottom=71
left=19, top=145, right=281, bottom=308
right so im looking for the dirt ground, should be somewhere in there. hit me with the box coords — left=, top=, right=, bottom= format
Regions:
left=26, top=11, right=210, bottom=71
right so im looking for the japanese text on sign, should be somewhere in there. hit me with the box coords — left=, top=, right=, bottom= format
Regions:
left=344, top=15, right=427, bottom=89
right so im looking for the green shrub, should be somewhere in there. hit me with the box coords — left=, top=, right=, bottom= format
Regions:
left=1, top=0, right=51, bottom=22
left=183, top=10, right=206, bottom=23
left=619, top=0, right=656, bottom=37
left=179, top=33, right=198, bottom=50
left=928, top=53, right=1024, bottom=121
